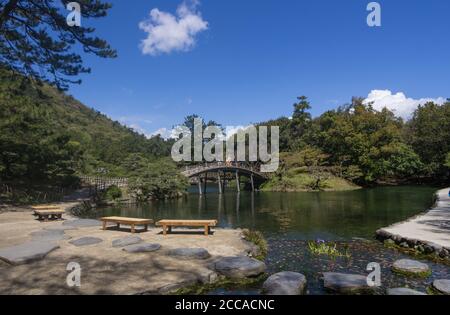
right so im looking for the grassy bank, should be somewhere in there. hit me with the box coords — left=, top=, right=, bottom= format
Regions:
left=260, top=169, right=360, bottom=192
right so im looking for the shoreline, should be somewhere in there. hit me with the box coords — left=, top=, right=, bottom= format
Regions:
left=376, top=188, right=450, bottom=261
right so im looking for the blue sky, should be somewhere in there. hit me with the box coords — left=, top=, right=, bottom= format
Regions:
left=69, top=0, right=450, bottom=137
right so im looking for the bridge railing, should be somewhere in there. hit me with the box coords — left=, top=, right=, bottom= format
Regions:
left=181, top=161, right=266, bottom=177
left=79, top=176, right=129, bottom=191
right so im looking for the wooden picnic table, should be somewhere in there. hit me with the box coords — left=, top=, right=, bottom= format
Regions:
left=34, top=210, right=65, bottom=221
left=156, top=220, right=218, bottom=236
left=101, top=216, right=154, bottom=233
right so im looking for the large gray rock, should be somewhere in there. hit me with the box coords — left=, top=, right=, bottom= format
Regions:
left=167, top=248, right=210, bottom=260
left=63, top=219, right=101, bottom=228
left=323, top=272, right=375, bottom=294
left=112, top=236, right=143, bottom=248
left=0, top=241, right=59, bottom=265
left=69, top=237, right=103, bottom=247
left=123, top=243, right=161, bottom=253
left=262, top=271, right=307, bottom=295
left=432, top=279, right=450, bottom=295
left=30, top=230, right=70, bottom=241
left=214, top=256, right=266, bottom=279
left=392, top=259, right=431, bottom=277
left=387, top=288, right=427, bottom=295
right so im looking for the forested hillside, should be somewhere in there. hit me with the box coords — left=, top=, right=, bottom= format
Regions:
left=0, top=68, right=173, bottom=188
left=259, top=96, right=450, bottom=191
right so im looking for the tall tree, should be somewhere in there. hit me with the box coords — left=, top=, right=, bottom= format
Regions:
left=290, top=96, right=313, bottom=150
left=0, top=0, right=116, bottom=89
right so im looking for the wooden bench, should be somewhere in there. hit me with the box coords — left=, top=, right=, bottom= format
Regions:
left=34, top=210, right=65, bottom=221
left=32, top=205, right=62, bottom=211
left=101, top=216, right=154, bottom=234
left=156, top=220, right=218, bottom=236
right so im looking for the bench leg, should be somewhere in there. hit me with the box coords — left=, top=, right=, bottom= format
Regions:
left=116, top=223, right=120, bottom=230
left=204, top=225, right=209, bottom=236
left=131, top=224, right=135, bottom=233
left=144, top=224, right=148, bottom=232
left=102, top=221, right=107, bottom=230
left=162, top=225, right=167, bottom=236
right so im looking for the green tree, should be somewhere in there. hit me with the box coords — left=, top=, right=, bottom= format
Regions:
left=128, top=159, right=188, bottom=201
left=406, top=101, right=450, bottom=177
left=0, top=0, right=116, bottom=89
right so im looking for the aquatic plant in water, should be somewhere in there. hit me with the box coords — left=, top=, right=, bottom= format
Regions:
left=308, top=239, right=351, bottom=259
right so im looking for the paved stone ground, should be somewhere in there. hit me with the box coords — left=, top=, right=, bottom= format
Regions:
left=0, top=210, right=256, bottom=295
left=378, top=188, right=450, bottom=249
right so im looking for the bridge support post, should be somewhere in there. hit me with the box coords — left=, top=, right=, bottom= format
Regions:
left=198, top=176, right=203, bottom=195
left=235, top=171, right=240, bottom=193
left=250, top=174, right=255, bottom=192
left=203, top=173, right=208, bottom=194
left=218, top=172, right=222, bottom=194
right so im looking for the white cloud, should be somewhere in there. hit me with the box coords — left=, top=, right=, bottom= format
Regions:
left=139, top=0, right=208, bottom=55
left=364, top=90, right=446, bottom=119
left=150, top=128, right=177, bottom=140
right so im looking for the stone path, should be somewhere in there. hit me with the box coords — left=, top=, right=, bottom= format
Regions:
left=112, top=236, right=142, bottom=248
left=392, top=259, right=431, bottom=277
left=123, top=243, right=161, bottom=253
left=322, top=272, right=375, bottom=294
left=387, top=288, right=426, bottom=295
left=214, top=256, right=266, bottom=279
left=262, top=271, right=307, bottom=295
left=168, top=248, right=211, bottom=260
left=432, top=279, right=450, bottom=295
left=69, top=237, right=103, bottom=247
left=0, top=241, right=59, bottom=265
left=376, top=188, right=450, bottom=258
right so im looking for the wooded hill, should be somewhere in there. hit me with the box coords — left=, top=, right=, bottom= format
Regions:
left=0, top=68, right=173, bottom=188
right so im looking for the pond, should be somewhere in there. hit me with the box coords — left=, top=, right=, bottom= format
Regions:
left=98, top=185, right=450, bottom=294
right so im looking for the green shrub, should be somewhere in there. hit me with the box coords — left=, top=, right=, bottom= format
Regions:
left=105, top=185, right=122, bottom=201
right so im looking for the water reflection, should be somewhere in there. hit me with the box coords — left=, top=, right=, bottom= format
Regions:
left=99, top=186, right=437, bottom=240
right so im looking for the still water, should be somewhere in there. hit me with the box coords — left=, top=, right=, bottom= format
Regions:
left=99, top=186, right=450, bottom=294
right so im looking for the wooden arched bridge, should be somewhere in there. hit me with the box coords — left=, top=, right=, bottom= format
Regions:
left=181, top=162, right=268, bottom=194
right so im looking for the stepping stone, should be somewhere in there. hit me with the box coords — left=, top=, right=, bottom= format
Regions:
left=44, top=225, right=78, bottom=232
left=123, top=243, right=161, bottom=253
left=30, top=230, right=70, bottom=241
left=167, top=248, right=210, bottom=260
left=214, top=256, right=266, bottom=279
left=322, top=272, right=375, bottom=294
left=0, top=241, right=59, bottom=265
left=392, top=259, right=431, bottom=277
left=112, top=236, right=143, bottom=248
left=387, top=288, right=427, bottom=295
left=63, top=219, right=101, bottom=228
left=69, top=237, right=103, bottom=247
left=262, top=271, right=307, bottom=295
left=432, top=279, right=450, bottom=295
